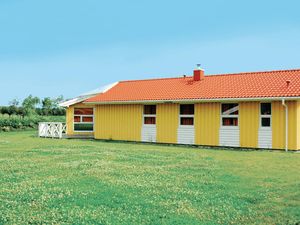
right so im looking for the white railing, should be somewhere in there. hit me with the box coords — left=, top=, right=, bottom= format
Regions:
left=38, top=122, right=66, bottom=139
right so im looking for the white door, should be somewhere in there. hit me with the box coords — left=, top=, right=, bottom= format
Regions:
left=258, top=128, right=272, bottom=149
left=177, top=126, right=195, bottom=144
left=141, top=125, right=156, bottom=142
left=219, top=127, right=240, bottom=147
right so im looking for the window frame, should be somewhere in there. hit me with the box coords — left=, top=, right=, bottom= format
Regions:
left=179, top=104, right=195, bottom=127
left=260, top=102, right=272, bottom=129
left=73, top=107, right=94, bottom=132
left=221, top=103, right=239, bottom=128
left=143, top=105, right=156, bottom=126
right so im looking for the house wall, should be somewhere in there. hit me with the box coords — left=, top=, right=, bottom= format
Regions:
left=66, top=103, right=94, bottom=136
left=156, top=103, right=179, bottom=144
left=297, top=101, right=300, bottom=150
left=195, top=102, right=220, bottom=146
left=94, top=104, right=143, bottom=141
left=272, top=101, right=298, bottom=150
left=66, top=100, right=299, bottom=150
left=240, top=102, right=259, bottom=148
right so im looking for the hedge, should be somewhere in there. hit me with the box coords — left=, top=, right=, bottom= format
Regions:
left=0, top=114, right=65, bottom=132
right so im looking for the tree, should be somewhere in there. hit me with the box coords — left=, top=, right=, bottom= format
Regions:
left=52, top=95, right=65, bottom=116
left=22, top=95, right=40, bottom=116
left=9, top=98, right=19, bottom=107
left=0, top=106, right=9, bottom=115
left=7, top=98, right=20, bottom=116
left=41, top=97, right=53, bottom=115
left=8, top=105, right=17, bottom=116
left=41, top=96, right=65, bottom=115
left=16, top=107, right=25, bottom=118
left=53, top=95, right=64, bottom=108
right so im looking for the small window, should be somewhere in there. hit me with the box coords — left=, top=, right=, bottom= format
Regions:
left=74, top=116, right=81, bottom=122
left=180, top=104, right=194, bottom=115
left=221, top=103, right=239, bottom=126
left=74, top=108, right=93, bottom=115
left=74, top=123, right=94, bottom=131
left=144, top=117, right=156, bottom=124
left=180, top=104, right=194, bottom=126
left=261, top=103, right=271, bottom=115
left=74, top=108, right=94, bottom=132
left=260, top=103, right=271, bottom=127
left=143, top=105, right=156, bottom=125
left=144, top=105, right=156, bottom=115
left=222, top=103, right=239, bottom=115
left=82, top=117, right=93, bottom=122
left=261, top=118, right=271, bottom=127
left=222, top=118, right=238, bottom=126
left=181, top=117, right=194, bottom=125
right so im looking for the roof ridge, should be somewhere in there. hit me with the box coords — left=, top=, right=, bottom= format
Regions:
left=119, top=68, right=300, bottom=83
left=207, top=68, right=300, bottom=77
left=119, top=76, right=185, bottom=83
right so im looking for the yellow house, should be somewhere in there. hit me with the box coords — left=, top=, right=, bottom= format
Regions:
left=60, top=67, right=300, bottom=151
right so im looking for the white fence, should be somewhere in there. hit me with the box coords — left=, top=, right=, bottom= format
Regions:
left=38, top=122, right=66, bottom=139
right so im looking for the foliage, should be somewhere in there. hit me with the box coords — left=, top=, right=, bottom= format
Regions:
left=22, top=95, right=41, bottom=116
left=0, top=131, right=299, bottom=224
left=1, top=94, right=66, bottom=117
left=41, top=97, right=53, bottom=115
left=9, top=98, right=19, bottom=107
left=40, top=95, right=64, bottom=116
left=0, top=114, right=65, bottom=132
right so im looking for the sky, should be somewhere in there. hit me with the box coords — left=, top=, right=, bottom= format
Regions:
left=0, top=0, right=300, bottom=105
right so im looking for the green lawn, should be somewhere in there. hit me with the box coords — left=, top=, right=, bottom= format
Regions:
left=0, top=131, right=299, bottom=224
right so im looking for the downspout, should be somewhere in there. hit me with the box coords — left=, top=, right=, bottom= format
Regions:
left=282, top=99, right=288, bottom=152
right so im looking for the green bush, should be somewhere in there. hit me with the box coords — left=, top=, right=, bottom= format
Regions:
left=0, top=114, right=65, bottom=132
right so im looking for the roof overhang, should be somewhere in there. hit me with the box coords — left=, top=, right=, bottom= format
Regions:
left=59, top=82, right=118, bottom=107
left=84, top=96, right=300, bottom=105
left=59, top=94, right=96, bottom=107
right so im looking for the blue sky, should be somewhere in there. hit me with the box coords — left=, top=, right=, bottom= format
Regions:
left=0, top=0, right=300, bottom=105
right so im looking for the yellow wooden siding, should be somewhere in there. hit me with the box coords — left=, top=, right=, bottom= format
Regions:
left=297, top=101, right=300, bottom=150
left=66, top=106, right=73, bottom=135
left=156, top=103, right=179, bottom=143
left=239, top=102, right=259, bottom=148
left=94, top=104, right=143, bottom=141
left=195, top=103, right=220, bottom=146
left=65, top=103, right=94, bottom=136
left=288, top=101, right=298, bottom=150
left=272, top=101, right=297, bottom=150
left=272, top=101, right=285, bottom=149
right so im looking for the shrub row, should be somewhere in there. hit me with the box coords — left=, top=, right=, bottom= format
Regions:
left=0, top=114, right=65, bottom=132
left=0, top=106, right=65, bottom=117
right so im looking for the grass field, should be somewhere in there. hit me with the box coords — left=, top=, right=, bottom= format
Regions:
left=0, top=131, right=299, bottom=224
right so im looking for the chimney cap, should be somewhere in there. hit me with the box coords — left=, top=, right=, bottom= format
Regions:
left=196, top=64, right=204, bottom=71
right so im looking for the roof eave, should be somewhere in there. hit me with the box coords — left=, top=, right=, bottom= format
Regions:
left=59, top=94, right=96, bottom=107
left=59, top=82, right=119, bottom=107
left=84, top=96, right=300, bottom=105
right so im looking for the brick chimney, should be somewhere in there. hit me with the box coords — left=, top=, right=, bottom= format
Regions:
left=193, top=64, right=204, bottom=81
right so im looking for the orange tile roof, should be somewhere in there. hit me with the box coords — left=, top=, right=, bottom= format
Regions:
left=85, top=69, right=300, bottom=103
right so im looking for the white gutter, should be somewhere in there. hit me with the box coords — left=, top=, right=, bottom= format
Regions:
left=282, top=99, right=288, bottom=152
left=85, top=96, right=300, bottom=105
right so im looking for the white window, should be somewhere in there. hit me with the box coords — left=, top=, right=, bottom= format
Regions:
left=74, top=108, right=94, bottom=132
left=143, top=105, right=156, bottom=125
left=221, top=103, right=239, bottom=126
left=260, top=103, right=271, bottom=127
left=179, top=104, right=194, bottom=126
